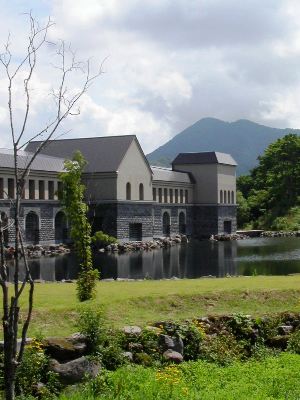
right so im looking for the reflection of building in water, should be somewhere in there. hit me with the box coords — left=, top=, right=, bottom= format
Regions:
left=99, top=241, right=238, bottom=280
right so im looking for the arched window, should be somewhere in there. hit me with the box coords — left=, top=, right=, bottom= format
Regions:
left=220, top=190, right=223, bottom=204
left=162, top=212, right=170, bottom=236
left=231, top=191, right=234, bottom=204
left=139, top=183, right=144, bottom=200
left=126, top=182, right=131, bottom=200
left=25, top=211, right=39, bottom=244
left=224, top=191, right=227, bottom=204
left=179, top=212, right=186, bottom=234
left=55, top=211, right=68, bottom=243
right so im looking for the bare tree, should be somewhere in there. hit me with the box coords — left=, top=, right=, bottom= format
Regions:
left=0, top=13, right=102, bottom=400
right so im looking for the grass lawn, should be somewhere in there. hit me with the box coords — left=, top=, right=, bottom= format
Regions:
left=59, top=353, right=300, bottom=399
left=7, top=275, right=300, bottom=338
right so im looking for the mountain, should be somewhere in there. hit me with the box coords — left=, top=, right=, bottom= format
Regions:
left=147, top=118, right=300, bottom=175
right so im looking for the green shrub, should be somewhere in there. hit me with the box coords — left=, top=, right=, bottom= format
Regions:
left=287, top=329, right=300, bottom=354
left=76, top=306, right=107, bottom=353
left=76, top=268, right=100, bottom=302
left=200, top=333, right=244, bottom=365
left=92, top=231, right=117, bottom=248
left=15, top=338, right=60, bottom=399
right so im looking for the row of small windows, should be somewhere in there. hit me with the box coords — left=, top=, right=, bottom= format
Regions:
left=153, top=188, right=188, bottom=204
left=0, top=178, right=62, bottom=200
left=220, top=190, right=235, bottom=204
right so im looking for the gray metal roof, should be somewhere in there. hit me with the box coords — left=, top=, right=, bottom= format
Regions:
left=26, top=135, right=137, bottom=173
left=151, top=166, right=192, bottom=183
left=0, top=149, right=65, bottom=172
left=172, top=151, right=237, bottom=166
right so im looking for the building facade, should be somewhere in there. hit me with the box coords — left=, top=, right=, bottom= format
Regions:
left=0, top=135, right=237, bottom=244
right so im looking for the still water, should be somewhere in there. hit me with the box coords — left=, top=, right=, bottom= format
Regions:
left=9, top=237, right=300, bottom=281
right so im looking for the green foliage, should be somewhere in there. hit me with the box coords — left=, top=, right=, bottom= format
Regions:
left=92, top=231, right=117, bottom=248
left=76, top=269, right=100, bottom=305
left=270, top=206, right=300, bottom=231
left=76, top=306, right=107, bottom=352
left=76, top=306, right=127, bottom=370
left=236, top=190, right=250, bottom=228
left=15, top=339, right=60, bottom=399
left=287, top=329, right=300, bottom=354
left=59, top=151, right=99, bottom=301
left=201, top=333, right=243, bottom=365
left=237, top=134, right=300, bottom=229
left=58, top=354, right=300, bottom=400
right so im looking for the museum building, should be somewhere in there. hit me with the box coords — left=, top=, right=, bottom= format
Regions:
left=0, top=135, right=237, bottom=244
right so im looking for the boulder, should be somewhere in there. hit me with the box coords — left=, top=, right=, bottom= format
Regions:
left=158, top=334, right=184, bottom=355
left=123, top=351, right=133, bottom=362
left=163, top=349, right=183, bottom=363
left=278, top=325, right=293, bottom=335
left=266, top=335, right=289, bottom=350
left=43, top=337, right=87, bottom=362
left=49, top=356, right=101, bottom=385
left=123, top=326, right=142, bottom=335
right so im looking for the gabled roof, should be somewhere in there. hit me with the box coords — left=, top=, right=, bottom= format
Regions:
left=25, top=135, right=137, bottom=173
left=172, top=151, right=237, bottom=166
left=0, top=149, right=65, bottom=172
left=151, top=166, right=192, bottom=183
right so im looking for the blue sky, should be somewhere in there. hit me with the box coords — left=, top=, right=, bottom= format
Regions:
left=0, top=0, right=300, bottom=153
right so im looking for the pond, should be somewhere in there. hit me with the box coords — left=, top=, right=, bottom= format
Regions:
left=7, top=237, right=300, bottom=281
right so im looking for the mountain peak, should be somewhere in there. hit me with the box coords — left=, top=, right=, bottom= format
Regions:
left=147, top=118, right=300, bottom=175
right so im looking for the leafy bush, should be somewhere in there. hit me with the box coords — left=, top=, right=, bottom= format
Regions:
left=92, top=231, right=117, bottom=248
left=76, top=268, right=100, bottom=302
left=200, top=333, right=244, bottom=365
left=15, top=338, right=60, bottom=399
left=287, top=329, right=300, bottom=354
left=76, top=306, right=107, bottom=352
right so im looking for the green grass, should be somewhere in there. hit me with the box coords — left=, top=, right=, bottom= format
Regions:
left=8, top=275, right=300, bottom=337
left=59, top=353, right=300, bottom=399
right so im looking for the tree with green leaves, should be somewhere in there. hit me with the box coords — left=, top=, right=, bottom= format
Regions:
left=59, top=151, right=99, bottom=301
left=237, top=133, right=300, bottom=229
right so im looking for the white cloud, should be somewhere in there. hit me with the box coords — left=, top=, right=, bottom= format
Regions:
left=1, top=0, right=300, bottom=154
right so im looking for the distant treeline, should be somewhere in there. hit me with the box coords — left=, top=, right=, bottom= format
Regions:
left=237, top=134, right=300, bottom=231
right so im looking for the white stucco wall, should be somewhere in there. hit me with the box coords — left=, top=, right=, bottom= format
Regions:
left=173, top=163, right=218, bottom=203
left=217, top=164, right=236, bottom=204
left=117, top=139, right=152, bottom=201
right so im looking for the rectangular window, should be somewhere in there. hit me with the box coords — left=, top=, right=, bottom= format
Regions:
left=29, top=180, right=35, bottom=200
left=180, top=189, right=183, bottom=203
left=185, top=189, right=188, bottom=203
left=39, top=180, right=45, bottom=200
left=175, top=189, right=178, bottom=203
left=57, top=181, right=63, bottom=199
left=48, top=181, right=54, bottom=200
left=164, top=188, right=168, bottom=203
left=158, top=188, right=162, bottom=203
left=0, top=178, right=3, bottom=199
left=169, top=189, right=173, bottom=203
left=8, top=178, right=14, bottom=199
left=152, top=187, right=156, bottom=201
